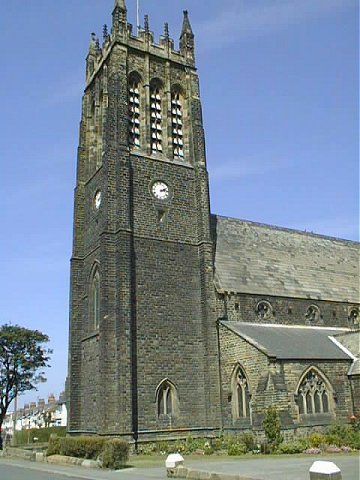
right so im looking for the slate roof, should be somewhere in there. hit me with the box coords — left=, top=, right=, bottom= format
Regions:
left=349, top=359, right=360, bottom=376
left=211, top=215, right=360, bottom=303
left=221, top=322, right=352, bottom=360
left=333, top=331, right=360, bottom=357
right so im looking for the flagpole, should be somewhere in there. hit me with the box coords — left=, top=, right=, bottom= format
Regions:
left=137, top=0, right=140, bottom=34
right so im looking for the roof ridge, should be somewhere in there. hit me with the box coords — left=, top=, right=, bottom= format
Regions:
left=211, top=213, right=359, bottom=245
left=228, top=322, right=350, bottom=331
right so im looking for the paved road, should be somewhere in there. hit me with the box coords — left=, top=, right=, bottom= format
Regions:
left=0, top=455, right=359, bottom=480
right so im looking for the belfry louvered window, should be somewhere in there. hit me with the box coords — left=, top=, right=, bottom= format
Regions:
left=150, top=88, right=163, bottom=153
left=129, top=80, right=140, bottom=147
left=171, top=92, right=184, bottom=159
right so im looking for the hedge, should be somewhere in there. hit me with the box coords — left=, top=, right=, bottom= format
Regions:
left=101, top=439, right=129, bottom=469
left=14, top=426, right=66, bottom=445
left=47, top=436, right=129, bottom=469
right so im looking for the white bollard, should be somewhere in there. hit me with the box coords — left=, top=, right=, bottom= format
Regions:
left=166, top=453, right=185, bottom=477
left=309, top=461, right=342, bottom=480
left=165, top=453, right=184, bottom=469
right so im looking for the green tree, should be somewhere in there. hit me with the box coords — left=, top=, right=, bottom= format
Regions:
left=263, top=405, right=283, bottom=451
left=0, top=324, right=51, bottom=445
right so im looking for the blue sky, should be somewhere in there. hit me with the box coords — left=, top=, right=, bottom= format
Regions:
left=1, top=0, right=358, bottom=408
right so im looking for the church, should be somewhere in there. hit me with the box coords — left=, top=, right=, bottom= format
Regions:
left=68, top=0, right=359, bottom=443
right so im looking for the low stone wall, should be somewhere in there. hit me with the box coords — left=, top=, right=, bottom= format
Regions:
left=47, top=454, right=98, bottom=468
left=167, top=465, right=263, bottom=480
left=4, top=447, right=36, bottom=461
left=3, top=448, right=99, bottom=469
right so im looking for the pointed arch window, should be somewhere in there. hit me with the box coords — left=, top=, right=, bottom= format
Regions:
left=129, top=78, right=141, bottom=148
left=231, top=365, right=250, bottom=420
left=296, top=368, right=332, bottom=416
left=171, top=91, right=184, bottom=159
left=156, top=379, right=178, bottom=417
left=150, top=85, right=163, bottom=153
left=90, top=269, right=100, bottom=330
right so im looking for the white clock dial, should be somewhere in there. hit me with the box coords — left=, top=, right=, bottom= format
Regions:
left=94, top=190, right=102, bottom=209
left=152, top=181, right=169, bottom=200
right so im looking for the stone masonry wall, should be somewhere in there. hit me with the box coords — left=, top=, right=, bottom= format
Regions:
left=219, top=323, right=353, bottom=433
left=217, top=292, right=357, bottom=329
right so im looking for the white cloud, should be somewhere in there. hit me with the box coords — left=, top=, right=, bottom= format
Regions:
left=197, top=0, right=356, bottom=50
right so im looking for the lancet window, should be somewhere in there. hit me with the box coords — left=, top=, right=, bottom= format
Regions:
left=232, top=365, right=250, bottom=419
left=150, top=86, right=163, bottom=153
left=297, top=369, right=331, bottom=415
left=171, top=92, right=184, bottom=159
left=129, top=79, right=141, bottom=148
left=90, top=269, right=100, bottom=330
left=156, top=379, right=178, bottom=417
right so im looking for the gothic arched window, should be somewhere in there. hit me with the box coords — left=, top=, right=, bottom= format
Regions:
left=90, top=268, right=100, bottom=330
left=129, top=76, right=141, bottom=148
left=150, top=82, right=163, bottom=153
left=231, top=365, right=250, bottom=420
left=156, top=379, right=178, bottom=417
left=296, top=368, right=332, bottom=416
left=171, top=91, right=184, bottom=159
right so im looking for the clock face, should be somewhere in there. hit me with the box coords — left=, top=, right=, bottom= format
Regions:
left=94, top=190, right=102, bottom=210
left=152, top=181, right=169, bottom=200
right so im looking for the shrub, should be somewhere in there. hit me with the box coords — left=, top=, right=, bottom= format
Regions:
left=350, top=415, right=360, bottom=432
left=308, top=432, right=326, bottom=448
left=325, top=422, right=353, bottom=446
left=157, top=440, right=173, bottom=455
left=47, top=436, right=62, bottom=456
left=184, top=437, right=207, bottom=454
left=347, top=431, right=360, bottom=450
left=101, top=439, right=129, bottom=470
left=277, top=440, right=307, bottom=454
left=263, top=406, right=283, bottom=451
left=227, top=442, right=247, bottom=456
left=238, top=433, right=255, bottom=451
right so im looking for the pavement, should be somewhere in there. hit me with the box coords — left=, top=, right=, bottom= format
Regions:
left=0, top=453, right=359, bottom=480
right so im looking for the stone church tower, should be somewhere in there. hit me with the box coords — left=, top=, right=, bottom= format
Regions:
left=69, top=0, right=360, bottom=443
left=68, top=0, right=220, bottom=440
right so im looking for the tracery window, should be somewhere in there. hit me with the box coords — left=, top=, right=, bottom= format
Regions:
left=90, top=269, right=100, bottom=330
left=150, top=86, right=163, bottom=153
left=255, top=300, right=272, bottom=320
left=305, top=305, right=320, bottom=322
left=171, top=92, right=184, bottom=159
left=129, top=79, right=141, bottom=148
left=296, top=369, right=331, bottom=415
left=156, top=379, right=178, bottom=417
left=231, top=365, right=250, bottom=420
left=348, top=307, right=359, bottom=325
